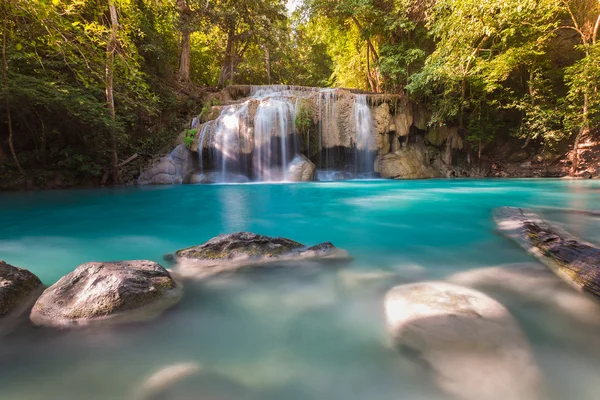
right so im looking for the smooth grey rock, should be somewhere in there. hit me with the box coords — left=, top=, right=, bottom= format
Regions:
left=138, top=145, right=192, bottom=185
left=288, top=154, right=316, bottom=182
left=151, top=173, right=177, bottom=185
left=136, top=362, right=252, bottom=400
left=30, top=260, right=182, bottom=327
left=385, top=281, right=544, bottom=400
left=494, top=207, right=600, bottom=300
left=0, top=261, right=44, bottom=334
left=173, top=232, right=350, bottom=279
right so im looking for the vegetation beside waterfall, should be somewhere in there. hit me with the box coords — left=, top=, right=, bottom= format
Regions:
left=1, top=0, right=599, bottom=188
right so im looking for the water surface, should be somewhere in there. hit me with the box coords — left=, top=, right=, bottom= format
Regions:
left=1, top=179, right=600, bottom=399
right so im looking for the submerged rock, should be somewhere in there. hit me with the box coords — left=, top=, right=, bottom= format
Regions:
left=287, top=154, right=316, bottom=182
left=494, top=207, right=600, bottom=300
left=385, top=281, right=544, bottom=400
left=173, top=232, right=350, bottom=279
left=30, top=260, right=182, bottom=327
left=0, top=261, right=44, bottom=334
left=136, top=362, right=252, bottom=400
left=449, top=263, right=600, bottom=326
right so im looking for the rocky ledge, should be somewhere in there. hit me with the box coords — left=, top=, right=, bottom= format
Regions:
left=385, top=281, right=544, bottom=400
left=494, top=207, right=600, bottom=300
left=0, top=261, right=44, bottom=334
left=172, top=232, right=350, bottom=279
left=30, top=260, right=182, bottom=328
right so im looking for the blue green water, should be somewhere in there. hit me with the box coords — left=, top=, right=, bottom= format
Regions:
left=1, top=179, right=600, bottom=399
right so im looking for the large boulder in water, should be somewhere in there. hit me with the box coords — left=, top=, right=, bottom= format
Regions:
left=494, top=207, right=600, bottom=300
left=0, top=261, right=44, bottom=334
left=172, top=232, right=350, bottom=279
left=30, top=260, right=182, bottom=327
left=138, top=144, right=192, bottom=185
left=135, top=362, right=252, bottom=400
left=287, top=154, right=316, bottom=182
left=385, top=282, right=544, bottom=400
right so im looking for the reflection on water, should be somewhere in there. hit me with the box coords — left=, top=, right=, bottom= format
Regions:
left=1, top=179, right=600, bottom=399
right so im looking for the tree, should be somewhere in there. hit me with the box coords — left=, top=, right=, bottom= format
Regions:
left=408, top=0, right=560, bottom=161
left=106, top=0, right=120, bottom=183
left=559, top=0, right=600, bottom=174
left=212, top=0, right=287, bottom=87
left=176, top=0, right=211, bottom=83
left=1, top=1, right=24, bottom=176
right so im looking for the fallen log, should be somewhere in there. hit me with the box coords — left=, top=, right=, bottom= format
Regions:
left=494, top=207, right=600, bottom=300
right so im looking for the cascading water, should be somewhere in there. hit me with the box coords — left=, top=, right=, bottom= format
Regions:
left=193, top=85, right=378, bottom=183
left=253, top=95, right=297, bottom=181
left=353, top=94, right=376, bottom=176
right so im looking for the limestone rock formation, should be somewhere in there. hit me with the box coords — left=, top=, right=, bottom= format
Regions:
left=0, top=261, right=44, bottom=334
left=30, top=260, right=182, bottom=327
left=375, top=143, right=445, bottom=179
left=138, top=144, right=193, bottom=185
left=385, top=281, right=544, bottom=400
left=494, top=207, right=600, bottom=300
left=172, top=232, right=350, bottom=279
left=287, top=154, right=316, bottom=182
left=138, top=85, right=484, bottom=183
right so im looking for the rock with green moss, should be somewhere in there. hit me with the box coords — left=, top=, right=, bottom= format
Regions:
left=494, top=207, right=600, bottom=300
left=173, top=232, right=350, bottom=279
left=385, top=281, right=544, bottom=400
left=0, top=261, right=44, bottom=334
left=30, top=260, right=182, bottom=328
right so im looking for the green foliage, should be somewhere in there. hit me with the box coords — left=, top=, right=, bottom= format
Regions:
left=295, top=99, right=313, bottom=135
left=1, top=0, right=598, bottom=186
left=184, top=128, right=197, bottom=148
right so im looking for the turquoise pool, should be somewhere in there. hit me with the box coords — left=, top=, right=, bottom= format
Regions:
left=1, top=179, right=599, bottom=399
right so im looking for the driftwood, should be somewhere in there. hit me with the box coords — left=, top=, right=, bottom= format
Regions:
left=494, top=207, right=600, bottom=300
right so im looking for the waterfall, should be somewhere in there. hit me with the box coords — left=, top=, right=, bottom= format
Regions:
left=253, top=97, right=296, bottom=181
left=197, top=122, right=211, bottom=174
left=353, top=94, right=375, bottom=176
left=191, top=85, right=378, bottom=182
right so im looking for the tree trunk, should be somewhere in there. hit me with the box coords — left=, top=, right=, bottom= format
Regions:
left=1, top=8, right=24, bottom=176
left=106, top=0, right=120, bottom=184
left=571, top=91, right=589, bottom=175
left=218, top=29, right=234, bottom=87
left=179, top=31, right=191, bottom=82
left=176, top=0, right=191, bottom=83
left=366, top=44, right=375, bottom=92
left=229, top=48, right=235, bottom=86
left=264, top=46, right=271, bottom=84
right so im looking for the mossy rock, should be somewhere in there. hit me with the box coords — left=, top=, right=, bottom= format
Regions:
left=173, top=232, right=350, bottom=279
left=30, top=260, right=182, bottom=328
left=0, top=261, right=44, bottom=331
